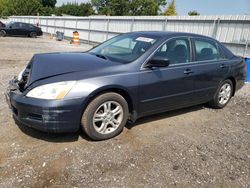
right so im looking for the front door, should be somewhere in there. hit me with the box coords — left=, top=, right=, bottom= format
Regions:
left=138, top=37, right=196, bottom=116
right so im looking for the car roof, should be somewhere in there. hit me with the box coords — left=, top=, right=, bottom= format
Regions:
left=12, top=21, right=32, bottom=25
left=129, top=31, right=235, bottom=58
left=127, top=31, right=216, bottom=41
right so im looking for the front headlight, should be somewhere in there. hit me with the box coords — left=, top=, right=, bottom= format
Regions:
left=26, top=81, right=76, bottom=100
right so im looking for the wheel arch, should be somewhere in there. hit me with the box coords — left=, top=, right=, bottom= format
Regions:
left=0, top=29, right=6, bottom=36
left=83, top=85, right=136, bottom=118
left=226, top=76, right=236, bottom=96
left=29, top=31, right=37, bottom=37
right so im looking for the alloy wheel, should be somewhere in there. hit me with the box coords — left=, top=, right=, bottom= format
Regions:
left=93, top=101, right=124, bottom=134
left=218, top=83, right=231, bottom=105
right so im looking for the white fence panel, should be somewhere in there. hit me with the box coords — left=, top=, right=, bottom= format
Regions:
left=76, top=20, right=88, bottom=30
left=9, top=15, right=250, bottom=56
left=109, top=20, right=131, bottom=33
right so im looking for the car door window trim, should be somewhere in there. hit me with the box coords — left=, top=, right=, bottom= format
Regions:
left=141, top=35, right=230, bottom=71
left=141, top=36, right=193, bottom=70
left=191, top=37, right=227, bottom=62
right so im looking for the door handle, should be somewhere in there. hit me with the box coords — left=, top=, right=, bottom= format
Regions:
left=184, top=69, right=193, bottom=75
left=220, top=64, right=227, bottom=69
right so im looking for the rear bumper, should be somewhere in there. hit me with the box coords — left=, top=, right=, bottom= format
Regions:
left=6, top=88, right=84, bottom=133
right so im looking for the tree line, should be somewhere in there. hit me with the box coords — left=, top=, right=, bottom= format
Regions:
left=0, top=0, right=200, bottom=17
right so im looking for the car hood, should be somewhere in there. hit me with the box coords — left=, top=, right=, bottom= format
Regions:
left=27, top=52, right=120, bottom=85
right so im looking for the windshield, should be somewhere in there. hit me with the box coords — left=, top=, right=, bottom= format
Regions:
left=5, top=22, right=13, bottom=28
left=89, top=34, right=159, bottom=63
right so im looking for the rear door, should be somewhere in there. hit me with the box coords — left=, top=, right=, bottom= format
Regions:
left=190, top=38, right=230, bottom=103
left=139, top=37, right=197, bottom=115
left=20, top=23, right=31, bottom=36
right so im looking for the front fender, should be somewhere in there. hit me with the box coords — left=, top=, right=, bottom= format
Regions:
left=66, top=73, right=139, bottom=114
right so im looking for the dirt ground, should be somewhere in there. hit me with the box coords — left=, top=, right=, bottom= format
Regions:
left=0, top=36, right=249, bottom=188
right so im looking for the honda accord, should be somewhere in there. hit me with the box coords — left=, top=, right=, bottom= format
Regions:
left=5, top=31, right=246, bottom=140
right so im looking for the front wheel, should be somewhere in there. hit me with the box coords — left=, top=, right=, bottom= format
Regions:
left=81, top=92, right=129, bottom=140
left=29, top=32, right=37, bottom=38
left=209, top=79, right=233, bottom=109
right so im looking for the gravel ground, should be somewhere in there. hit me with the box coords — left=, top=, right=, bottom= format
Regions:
left=0, top=36, right=249, bottom=188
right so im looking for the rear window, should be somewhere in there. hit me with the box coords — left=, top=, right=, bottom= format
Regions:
left=194, top=38, right=224, bottom=61
left=28, top=24, right=36, bottom=29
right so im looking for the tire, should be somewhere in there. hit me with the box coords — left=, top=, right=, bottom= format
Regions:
left=81, top=92, right=129, bottom=140
left=0, top=30, right=6, bottom=37
left=209, top=79, right=233, bottom=109
left=30, top=32, right=37, bottom=38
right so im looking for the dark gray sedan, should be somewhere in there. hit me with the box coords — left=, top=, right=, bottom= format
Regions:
left=6, top=31, right=246, bottom=140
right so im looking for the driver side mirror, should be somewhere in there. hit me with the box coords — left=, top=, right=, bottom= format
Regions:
left=145, top=57, right=170, bottom=68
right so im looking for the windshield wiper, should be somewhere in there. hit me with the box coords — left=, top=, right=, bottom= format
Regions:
left=89, top=52, right=108, bottom=60
left=95, top=54, right=108, bottom=60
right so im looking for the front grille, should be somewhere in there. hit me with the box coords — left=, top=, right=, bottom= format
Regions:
left=28, top=113, right=43, bottom=121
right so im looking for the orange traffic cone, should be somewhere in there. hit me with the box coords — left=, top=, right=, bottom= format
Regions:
left=73, top=31, right=80, bottom=45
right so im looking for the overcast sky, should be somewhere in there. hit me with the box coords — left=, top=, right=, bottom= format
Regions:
left=56, top=0, right=250, bottom=15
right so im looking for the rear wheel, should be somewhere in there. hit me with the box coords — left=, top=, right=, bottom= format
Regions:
left=209, top=79, right=233, bottom=109
left=29, top=32, right=37, bottom=38
left=81, top=92, right=129, bottom=140
left=0, top=30, right=6, bottom=37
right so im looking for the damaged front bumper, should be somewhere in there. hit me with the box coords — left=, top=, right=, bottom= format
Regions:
left=5, top=78, right=83, bottom=133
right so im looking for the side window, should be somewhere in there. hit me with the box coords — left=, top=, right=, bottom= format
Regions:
left=21, top=23, right=30, bottom=29
left=154, top=38, right=191, bottom=65
left=12, top=23, right=20, bottom=29
left=194, top=39, right=224, bottom=61
left=28, top=24, right=35, bottom=29
left=20, top=23, right=26, bottom=29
